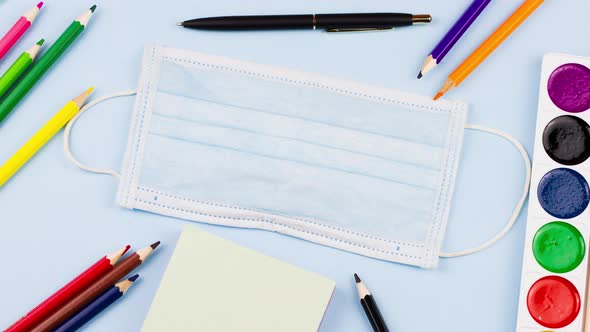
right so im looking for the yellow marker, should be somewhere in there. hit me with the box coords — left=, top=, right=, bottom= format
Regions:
left=0, top=87, right=93, bottom=187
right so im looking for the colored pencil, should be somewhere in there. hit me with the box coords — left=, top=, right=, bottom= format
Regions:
left=54, top=274, right=140, bottom=332
left=418, top=0, right=491, bottom=79
left=5, top=245, right=130, bottom=332
left=0, top=2, right=44, bottom=61
left=0, top=39, right=44, bottom=100
left=354, top=274, right=389, bottom=332
left=0, top=5, right=97, bottom=124
left=434, top=0, right=544, bottom=100
left=0, top=88, right=93, bottom=187
left=30, top=242, right=160, bottom=332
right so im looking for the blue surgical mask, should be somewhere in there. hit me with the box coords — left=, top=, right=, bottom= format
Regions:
left=64, top=45, right=531, bottom=268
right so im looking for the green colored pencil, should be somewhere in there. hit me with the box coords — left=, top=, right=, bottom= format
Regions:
left=0, top=5, right=96, bottom=124
left=0, top=39, right=45, bottom=101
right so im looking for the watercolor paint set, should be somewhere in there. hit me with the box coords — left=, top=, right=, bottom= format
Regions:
left=516, top=53, right=590, bottom=331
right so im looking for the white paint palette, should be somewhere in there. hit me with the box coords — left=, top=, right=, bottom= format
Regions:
left=516, top=53, right=590, bottom=331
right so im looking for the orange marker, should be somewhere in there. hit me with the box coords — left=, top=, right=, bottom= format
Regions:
left=434, top=0, right=544, bottom=100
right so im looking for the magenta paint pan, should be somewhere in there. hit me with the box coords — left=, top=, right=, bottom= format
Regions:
left=548, top=63, right=590, bottom=113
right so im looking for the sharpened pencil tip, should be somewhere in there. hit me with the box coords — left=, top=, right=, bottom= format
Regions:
left=354, top=273, right=361, bottom=283
left=176, top=22, right=183, bottom=26
left=37, top=39, right=45, bottom=46
left=90, top=5, right=97, bottom=12
left=434, top=92, right=443, bottom=101
left=86, top=87, right=95, bottom=95
left=417, top=72, right=423, bottom=79
left=37, top=2, right=44, bottom=9
left=151, top=241, right=161, bottom=249
left=122, top=244, right=131, bottom=255
left=129, top=274, right=140, bottom=282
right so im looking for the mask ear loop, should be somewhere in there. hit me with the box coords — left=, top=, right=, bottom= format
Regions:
left=439, top=124, right=532, bottom=258
left=63, top=89, right=138, bottom=179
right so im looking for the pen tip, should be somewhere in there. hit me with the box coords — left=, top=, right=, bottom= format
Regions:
left=37, top=2, right=44, bottom=9
left=354, top=273, right=361, bottom=283
left=150, top=241, right=161, bottom=249
left=417, top=72, right=423, bottom=79
left=176, top=22, right=183, bottom=26
left=90, top=5, right=97, bottom=12
left=129, top=274, right=140, bottom=282
left=434, top=92, right=443, bottom=101
left=37, top=39, right=45, bottom=46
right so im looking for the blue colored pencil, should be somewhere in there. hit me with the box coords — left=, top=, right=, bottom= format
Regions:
left=53, top=274, right=139, bottom=332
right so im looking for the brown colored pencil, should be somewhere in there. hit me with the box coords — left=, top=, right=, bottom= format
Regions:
left=29, top=241, right=160, bottom=332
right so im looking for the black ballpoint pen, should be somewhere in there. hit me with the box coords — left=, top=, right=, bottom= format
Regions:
left=177, top=13, right=432, bottom=32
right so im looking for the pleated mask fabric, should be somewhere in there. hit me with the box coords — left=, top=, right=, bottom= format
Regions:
left=112, top=45, right=468, bottom=268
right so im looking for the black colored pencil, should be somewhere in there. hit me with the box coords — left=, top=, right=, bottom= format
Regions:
left=354, top=273, right=389, bottom=332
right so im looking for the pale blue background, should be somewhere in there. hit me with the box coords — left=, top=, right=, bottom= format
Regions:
left=0, top=0, right=589, bottom=331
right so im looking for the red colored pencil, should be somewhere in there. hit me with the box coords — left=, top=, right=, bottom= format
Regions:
left=5, top=245, right=130, bottom=332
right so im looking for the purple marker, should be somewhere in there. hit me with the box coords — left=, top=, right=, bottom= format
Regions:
left=418, top=0, right=491, bottom=79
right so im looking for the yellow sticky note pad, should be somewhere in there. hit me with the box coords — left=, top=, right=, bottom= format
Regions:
left=142, top=226, right=336, bottom=332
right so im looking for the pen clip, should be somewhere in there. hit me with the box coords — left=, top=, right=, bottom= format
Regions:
left=325, top=27, right=394, bottom=33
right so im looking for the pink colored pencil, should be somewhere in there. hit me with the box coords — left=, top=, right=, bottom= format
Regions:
left=0, top=2, right=44, bottom=61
